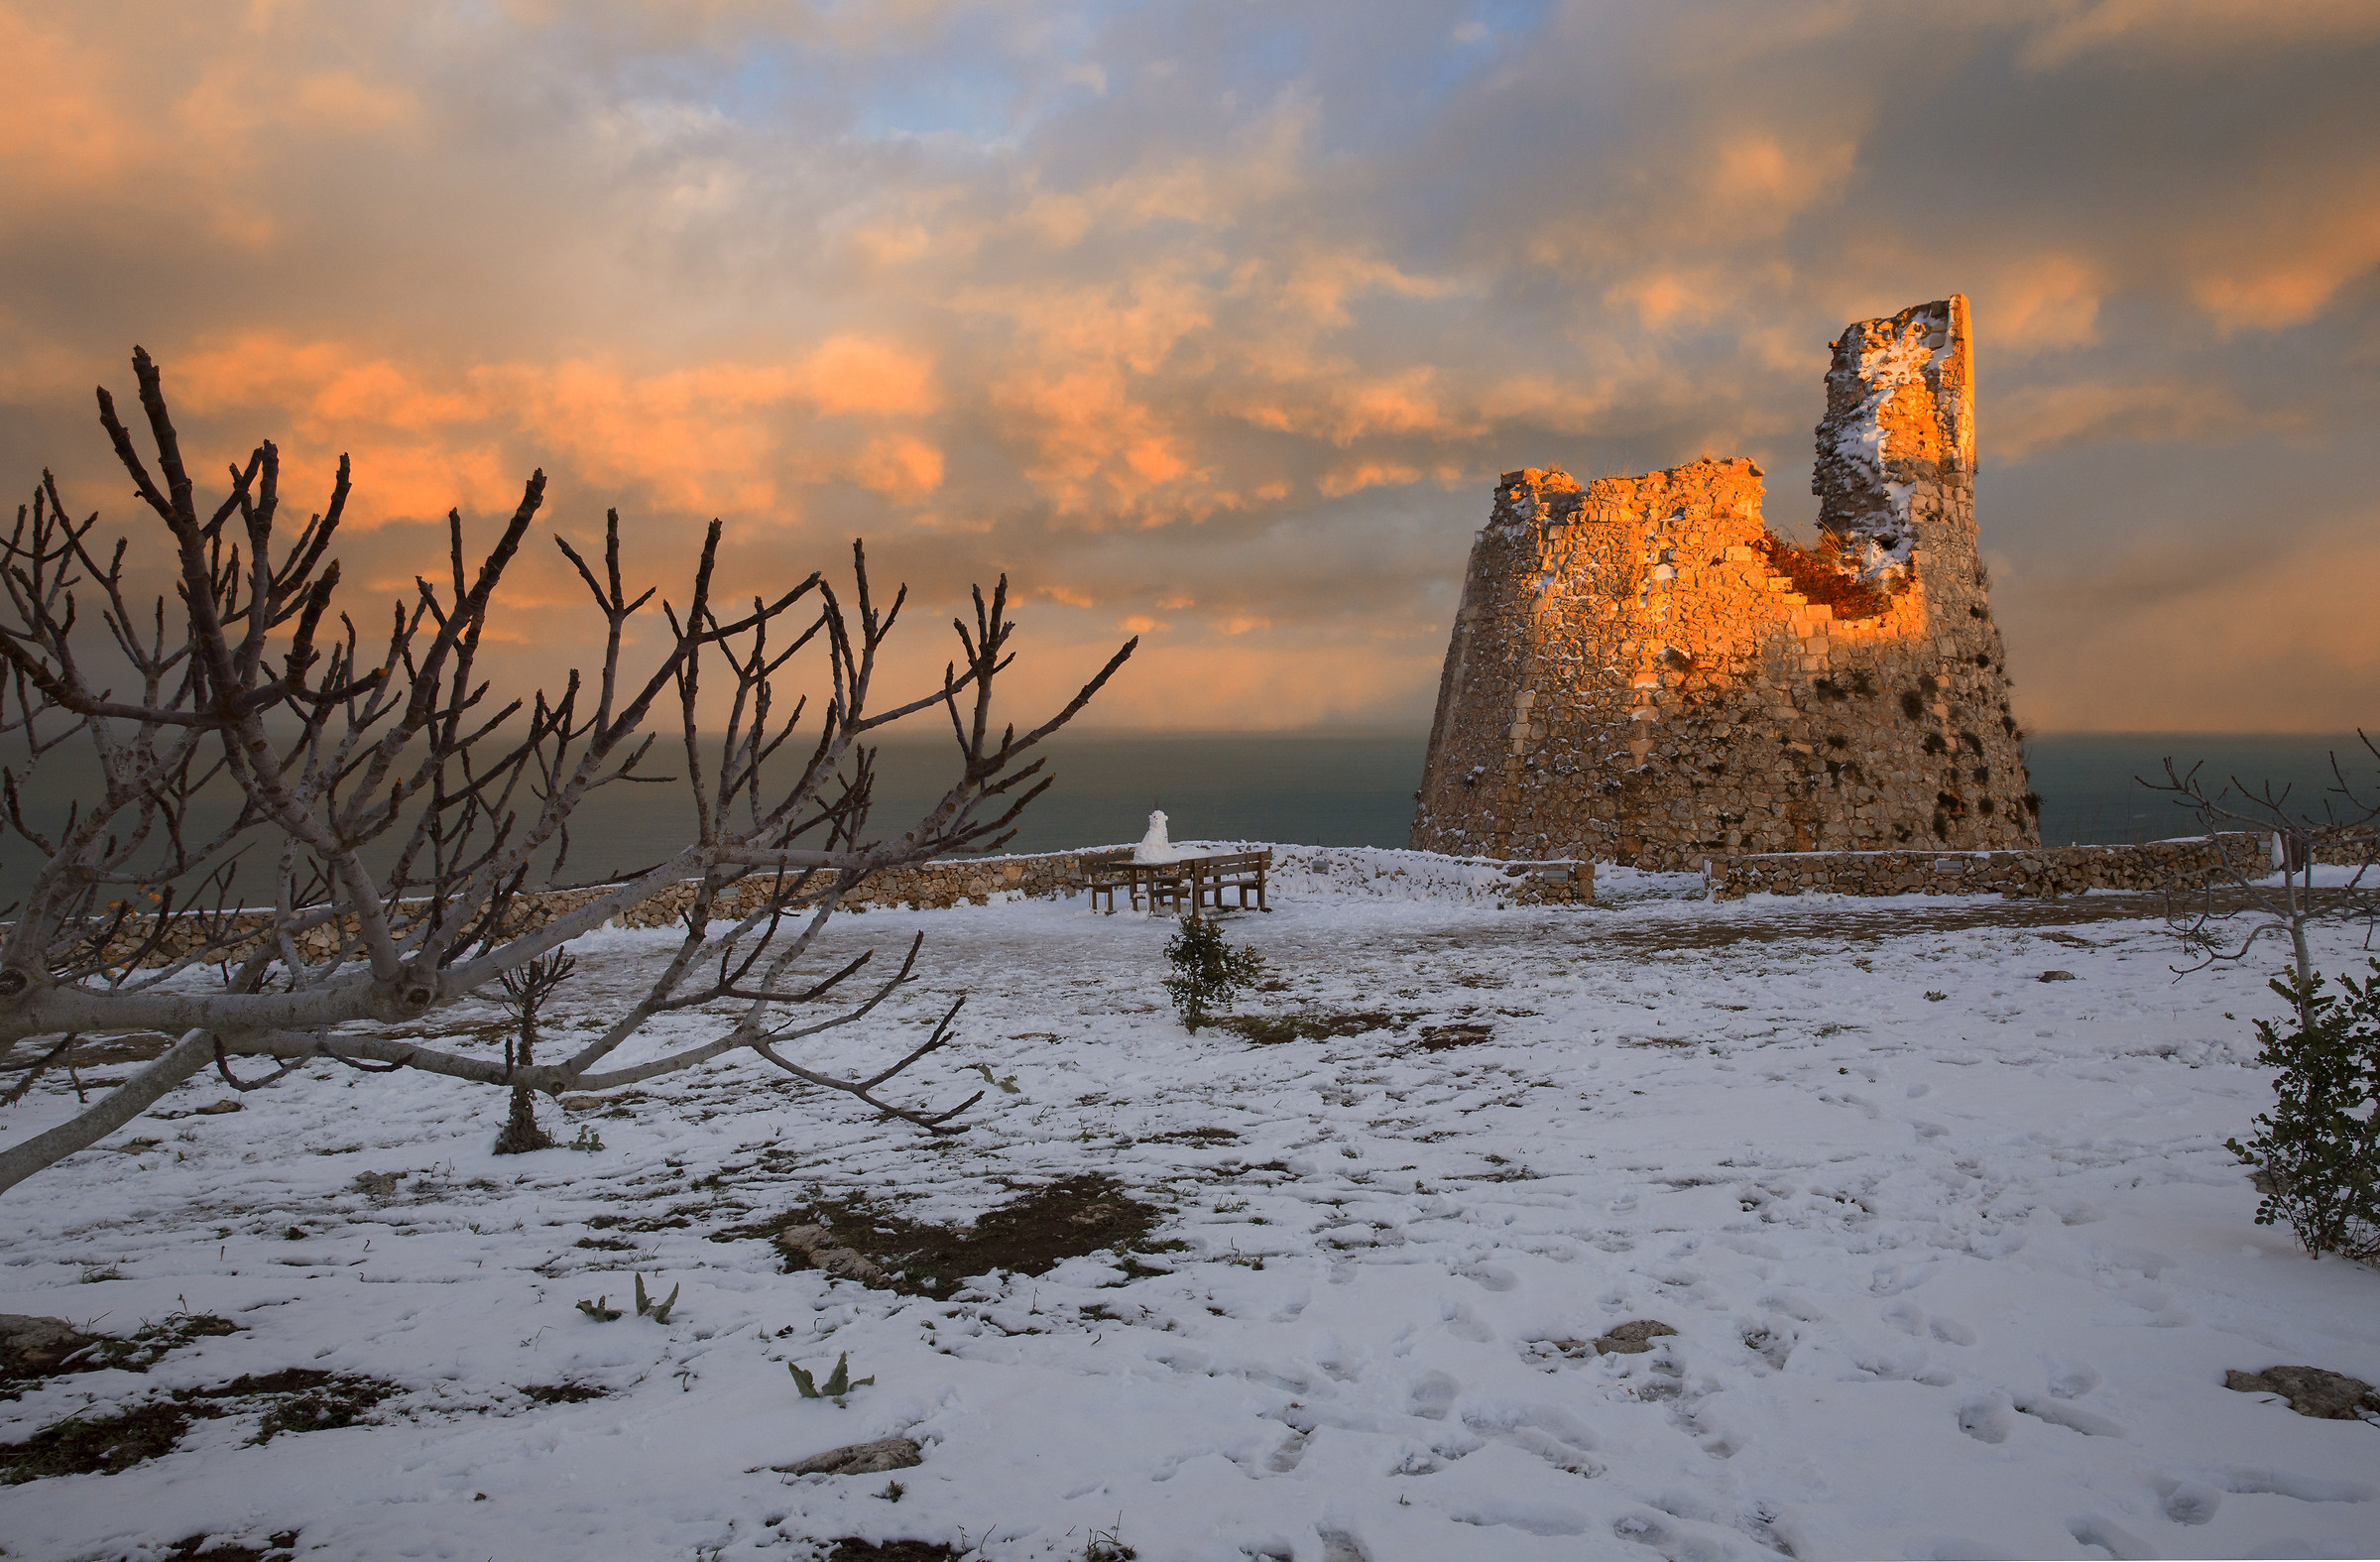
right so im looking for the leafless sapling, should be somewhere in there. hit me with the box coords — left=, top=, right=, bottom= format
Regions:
left=2144, top=735, right=2380, bottom=1026
left=493, top=951, right=574, bottom=1154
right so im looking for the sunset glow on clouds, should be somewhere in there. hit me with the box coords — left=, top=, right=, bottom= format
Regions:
left=2, top=0, right=2375, bottom=732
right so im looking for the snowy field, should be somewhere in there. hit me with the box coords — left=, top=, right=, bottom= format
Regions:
left=3, top=857, right=2378, bottom=1561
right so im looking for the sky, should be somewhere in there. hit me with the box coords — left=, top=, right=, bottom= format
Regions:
left=2, top=0, right=2376, bottom=736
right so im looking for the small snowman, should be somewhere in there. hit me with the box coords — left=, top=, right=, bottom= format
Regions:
left=1132, top=808, right=1183, bottom=864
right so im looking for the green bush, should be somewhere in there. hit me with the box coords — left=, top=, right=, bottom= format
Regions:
left=2227, top=962, right=2380, bottom=1264
left=1163, top=917, right=1264, bottom=1033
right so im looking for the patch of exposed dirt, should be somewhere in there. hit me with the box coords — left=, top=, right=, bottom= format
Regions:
left=826, top=1542, right=970, bottom=1562
left=587, top=1211, right=692, bottom=1234
left=233, top=1369, right=397, bottom=1442
left=166, top=1532, right=299, bottom=1562
left=0, top=1399, right=199, bottom=1483
left=729, top=1174, right=1176, bottom=1299
left=519, top=1382, right=609, bottom=1404
left=0, top=1369, right=401, bottom=1482
left=1416, top=1022, right=1493, bottom=1050
left=1219, top=1011, right=1411, bottom=1044
left=1, top=1311, right=238, bottom=1399
left=68, top=1031, right=182, bottom=1067
left=1142, top=1127, right=1240, bottom=1145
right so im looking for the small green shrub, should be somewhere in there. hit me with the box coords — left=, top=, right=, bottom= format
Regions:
left=2227, top=962, right=2380, bottom=1264
left=1163, top=917, right=1264, bottom=1033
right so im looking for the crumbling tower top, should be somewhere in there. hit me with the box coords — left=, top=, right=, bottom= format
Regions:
left=1409, top=292, right=2035, bottom=867
left=1813, top=296, right=1973, bottom=581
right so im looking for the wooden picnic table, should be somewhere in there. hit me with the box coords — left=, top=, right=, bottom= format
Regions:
left=1075, top=848, right=1271, bottom=915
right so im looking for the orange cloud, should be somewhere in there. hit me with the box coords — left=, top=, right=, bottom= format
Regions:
left=2189, top=198, right=2380, bottom=332
left=0, top=7, right=146, bottom=198
left=1606, top=269, right=1726, bottom=330
left=988, top=365, right=1201, bottom=518
left=1317, top=461, right=1420, bottom=499
left=154, top=332, right=949, bottom=523
left=1988, top=255, right=2103, bottom=352
left=793, top=334, right=940, bottom=417
left=855, top=433, right=944, bottom=499
left=1704, top=132, right=1857, bottom=222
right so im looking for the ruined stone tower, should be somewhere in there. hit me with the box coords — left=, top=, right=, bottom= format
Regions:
left=1410, top=296, right=2036, bottom=869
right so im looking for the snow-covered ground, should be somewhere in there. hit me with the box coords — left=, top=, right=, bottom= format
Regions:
left=3, top=861, right=2377, bottom=1561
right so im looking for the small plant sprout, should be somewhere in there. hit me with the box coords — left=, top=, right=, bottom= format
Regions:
left=1163, top=916, right=1265, bottom=1032
left=634, top=1274, right=679, bottom=1323
left=789, top=1351, right=875, bottom=1402
left=876, top=1480, right=906, bottom=1502
left=575, top=1296, right=623, bottom=1322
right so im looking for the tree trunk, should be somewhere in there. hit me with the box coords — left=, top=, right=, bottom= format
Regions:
left=493, top=1014, right=554, bottom=1155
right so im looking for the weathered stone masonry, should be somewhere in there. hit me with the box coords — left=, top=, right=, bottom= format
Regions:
left=1411, top=296, right=2038, bottom=870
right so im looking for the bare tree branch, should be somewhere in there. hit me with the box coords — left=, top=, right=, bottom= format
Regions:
left=2142, top=735, right=2380, bottom=1025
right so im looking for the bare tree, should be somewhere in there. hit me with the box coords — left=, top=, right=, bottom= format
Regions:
left=0, top=350, right=1132, bottom=1195
left=2144, top=735, right=2380, bottom=1027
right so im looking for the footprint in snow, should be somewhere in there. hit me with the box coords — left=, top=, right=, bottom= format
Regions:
left=1958, top=1395, right=2013, bottom=1444
left=2068, top=1514, right=2155, bottom=1559
left=2158, top=1480, right=2222, bottom=1524
left=2013, top=1394, right=2126, bottom=1438
left=2046, top=1362, right=2101, bottom=1400
left=1407, top=1368, right=1461, bottom=1418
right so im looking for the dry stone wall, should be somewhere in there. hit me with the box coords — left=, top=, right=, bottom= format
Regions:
left=1412, top=295, right=2037, bottom=871
left=100, top=852, right=1097, bottom=967
left=1706, top=833, right=2264, bottom=901
left=100, top=846, right=1593, bottom=967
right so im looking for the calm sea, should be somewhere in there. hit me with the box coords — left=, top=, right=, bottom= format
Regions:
left=548, top=731, right=2380, bottom=876
left=3, top=733, right=2373, bottom=900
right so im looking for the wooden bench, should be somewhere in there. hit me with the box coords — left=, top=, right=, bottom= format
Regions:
left=1076, top=848, right=1271, bottom=915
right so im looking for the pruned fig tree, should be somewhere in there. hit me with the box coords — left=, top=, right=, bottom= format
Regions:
left=0, top=350, right=1132, bottom=1195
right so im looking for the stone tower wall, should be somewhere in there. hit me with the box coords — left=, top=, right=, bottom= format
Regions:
left=1410, top=296, right=2037, bottom=870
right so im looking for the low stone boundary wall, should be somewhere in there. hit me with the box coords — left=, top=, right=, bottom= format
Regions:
left=100, top=851, right=1101, bottom=966
left=96, top=845, right=1594, bottom=967
left=2311, top=827, right=2376, bottom=868
left=1255, top=844, right=1591, bottom=907
left=1705, top=832, right=2268, bottom=901
left=622, top=850, right=1089, bottom=918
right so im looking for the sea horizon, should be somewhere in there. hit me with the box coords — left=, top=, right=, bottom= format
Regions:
left=533, top=729, right=2380, bottom=882
left=5, top=731, right=2371, bottom=901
